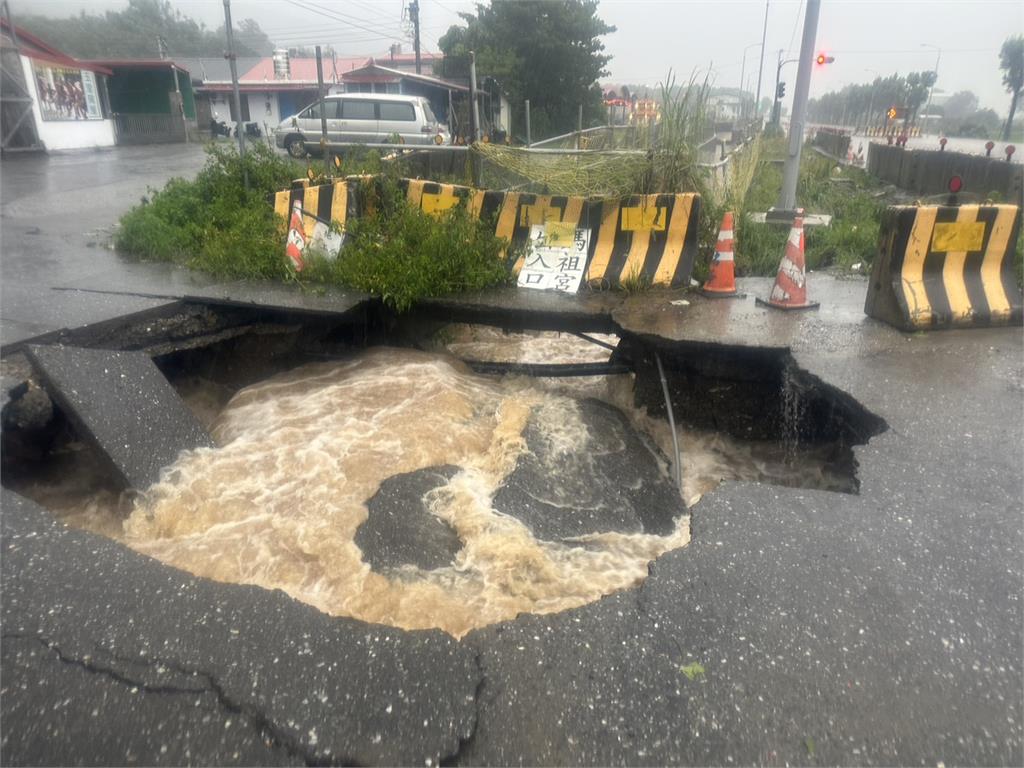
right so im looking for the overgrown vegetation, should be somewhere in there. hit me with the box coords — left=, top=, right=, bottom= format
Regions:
left=115, top=143, right=511, bottom=311
left=302, top=180, right=512, bottom=312
left=734, top=140, right=886, bottom=276
left=116, top=143, right=306, bottom=280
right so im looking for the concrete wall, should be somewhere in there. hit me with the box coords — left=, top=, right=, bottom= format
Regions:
left=868, top=142, right=1023, bottom=204
left=21, top=56, right=115, bottom=151
left=246, top=92, right=282, bottom=132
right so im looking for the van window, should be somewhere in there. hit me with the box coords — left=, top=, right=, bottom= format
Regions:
left=341, top=100, right=376, bottom=120
left=302, top=101, right=340, bottom=119
left=422, top=102, right=438, bottom=124
left=379, top=102, right=416, bottom=122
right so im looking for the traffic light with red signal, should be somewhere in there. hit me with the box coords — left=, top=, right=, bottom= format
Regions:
left=815, top=52, right=835, bottom=65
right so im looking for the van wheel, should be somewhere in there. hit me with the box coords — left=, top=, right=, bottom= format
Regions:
left=285, top=136, right=307, bottom=158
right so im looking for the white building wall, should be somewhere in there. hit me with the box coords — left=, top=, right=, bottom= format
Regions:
left=21, top=56, right=115, bottom=151
left=247, top=92, right=281, bottom=132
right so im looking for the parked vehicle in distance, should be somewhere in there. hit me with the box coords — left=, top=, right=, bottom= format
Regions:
left=275, top=93, right=449, bottom=157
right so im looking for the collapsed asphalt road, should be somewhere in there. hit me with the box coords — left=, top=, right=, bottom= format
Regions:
left=2, top=275, right=1021, bottom=765
left=1, top=144, right=1021, bottom=765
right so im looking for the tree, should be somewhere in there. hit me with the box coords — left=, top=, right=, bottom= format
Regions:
left=955, top=108, right=1001, bottom=139
left=943, top=90, right=979, bottom=122
left=904, top=70, right=937, bottom=124
left=439, top=1, right=615, bottom=140
left=999, top=35, right=1024, bottom=140
left=18, top=0, right=274, bottom=59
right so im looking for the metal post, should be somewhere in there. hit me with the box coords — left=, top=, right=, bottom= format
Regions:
left=754, top=0, right=769, bottom=119
left=525, top=99, right=531, bottom=146
left=469, top=51, right=481, bottom=142
left=922, top=45, right=940, bottom=132
left=777, top=0, right=821, bottom=212
left=576, top=104, right=583, bottom=149
left=316, top=45, right=329, bottom=172
left=222, top=0, right=247, bottom=186
left=411, top=0, right=421, bottom=75
left=171, top=64, right=188, bottom=143
left=469, top=51, right=481, bottom=185
left=772, top=49, right=783, bottom=127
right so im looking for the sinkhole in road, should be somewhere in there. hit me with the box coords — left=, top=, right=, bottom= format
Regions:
left=2, top=318, right=885, bottom=638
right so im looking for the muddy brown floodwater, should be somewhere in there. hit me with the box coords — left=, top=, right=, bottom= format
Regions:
left=20, top=330, right=851, bottom=638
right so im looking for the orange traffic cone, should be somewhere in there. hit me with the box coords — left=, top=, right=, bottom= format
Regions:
left=702, top=211, right=744, bottom=298
left=285, top=200, right=307, bottom=271
left=755, top=216, right=820, bottom=311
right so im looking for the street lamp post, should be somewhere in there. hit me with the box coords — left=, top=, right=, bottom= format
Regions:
left=864, top=68, right=879, bottom=133
left=921, top=43, right=941, bottom=133
left=740, top=42, right=763, bottom=120
left=755, top=0, right=770, bottom=119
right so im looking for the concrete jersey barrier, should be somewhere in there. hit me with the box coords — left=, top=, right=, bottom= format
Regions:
left=865, top=203, right=1022, bottom=330
left=274, top=177, right=702, bottom=290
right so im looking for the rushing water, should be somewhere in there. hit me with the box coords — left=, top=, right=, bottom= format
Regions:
left=17, top=329, right=852, bottom=637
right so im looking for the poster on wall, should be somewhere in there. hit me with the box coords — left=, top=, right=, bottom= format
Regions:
left=32, top=63, right=102, bottom=121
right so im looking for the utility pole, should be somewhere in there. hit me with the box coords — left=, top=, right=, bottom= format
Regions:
left=469, top=51, right=481, bottom=185
left=469, top=51, right=481, bottom=142
left=316, top=45, right=329, bottom=171
left=776, top=0, right=821, bottom=213
left=754, top=0, right=769, bottom=119
left=222, top=0, right=247, bottom=186
left=410, top=0, right=421, bottom=75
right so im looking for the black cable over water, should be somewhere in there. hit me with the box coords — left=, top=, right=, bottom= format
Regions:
left=570, top=332, right=619, bottom=353
left=654, top=351, right=682, bottom=491
left=462, top=360, right=632, bottom=377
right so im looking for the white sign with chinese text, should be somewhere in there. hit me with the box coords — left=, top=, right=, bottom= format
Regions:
left=517, top=223, right=590, bottom=293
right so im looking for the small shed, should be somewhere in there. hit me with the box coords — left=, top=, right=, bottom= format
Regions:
left=84, top=59, right=195, bottom=144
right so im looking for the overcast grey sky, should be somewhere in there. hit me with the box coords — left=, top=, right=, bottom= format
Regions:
left=24, top=0, right=1024, bottom=115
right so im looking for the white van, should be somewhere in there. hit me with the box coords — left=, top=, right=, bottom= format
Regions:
left=275, top=93, right=448, bottom=157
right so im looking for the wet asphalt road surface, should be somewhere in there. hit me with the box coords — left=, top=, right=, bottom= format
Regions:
left=1, top=145, right=1021, bottom=765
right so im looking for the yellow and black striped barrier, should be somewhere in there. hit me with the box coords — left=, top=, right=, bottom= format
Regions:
left=273, top=177, right=357, bottom=238
left=401, top=179, right=701, bottom=289
left=865, top=203, right=1022, bottom=330
left=273, top=177, right=702, bottom=290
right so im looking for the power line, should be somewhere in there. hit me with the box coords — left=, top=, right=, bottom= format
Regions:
left=785, top=0, right=804, bottom=57
left=347, top=0, right=404, bottom=24
left=281, top=0, right=405, bottom=39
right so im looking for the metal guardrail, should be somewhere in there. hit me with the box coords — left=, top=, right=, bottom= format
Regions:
left=529, top=126, right=617, bottom=149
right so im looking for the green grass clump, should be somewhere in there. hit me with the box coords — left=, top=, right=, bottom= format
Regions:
left=116, top=142, right=308, bottom=279
left=302, top=180, right=512, bottom=312
left=735, top=143, right=885, bottom=276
